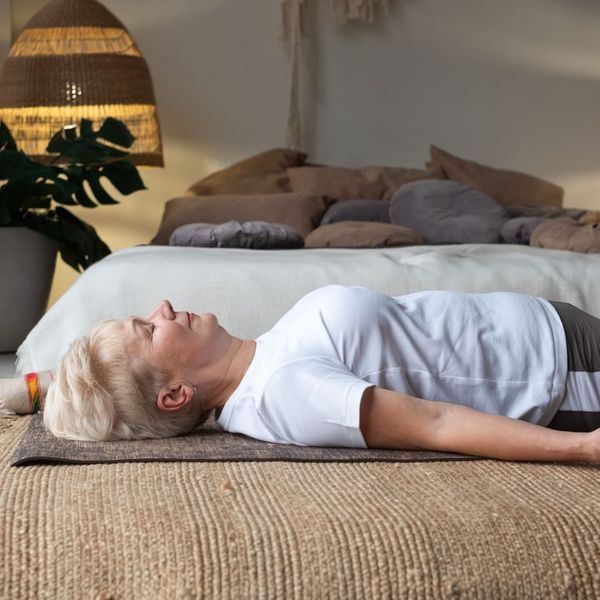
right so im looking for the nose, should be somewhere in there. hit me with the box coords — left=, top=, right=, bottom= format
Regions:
left=146, top=299, right=175, bottom=321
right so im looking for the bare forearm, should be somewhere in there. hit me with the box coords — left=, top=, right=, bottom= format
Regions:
left=432, top=401, right=587, bottom=463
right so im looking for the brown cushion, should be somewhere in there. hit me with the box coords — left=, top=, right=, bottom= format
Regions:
left=287, top=165, right=445, bottom=201
left=360, top=165, right=445, bottom=199
left=579, top=211, right=600, bottom=225
left=530, top=217, right=600, bottom=253
left=304, top=221, right=423, bottom=248
left=187, top=148, right=307, bottom=195
left=150, top=193, right=333, bottom=245
left=427, top=145, right=564, bottom=208
left=188, top=173, right=291, bottom=196
left=288, top=166, right=385, bottom=200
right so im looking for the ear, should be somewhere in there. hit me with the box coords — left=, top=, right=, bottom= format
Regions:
left=156, top=382, right=195, bottom=412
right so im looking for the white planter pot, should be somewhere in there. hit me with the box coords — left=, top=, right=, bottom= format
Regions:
left=0, top=226, right=58, bottom=352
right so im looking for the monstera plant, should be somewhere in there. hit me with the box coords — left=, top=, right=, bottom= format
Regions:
left=0, top=117, right=146, bottom=272
left=0, top=117, right=147, bottom=352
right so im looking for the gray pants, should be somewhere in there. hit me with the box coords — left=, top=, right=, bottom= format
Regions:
left=547, top=301, right=600, bottom=432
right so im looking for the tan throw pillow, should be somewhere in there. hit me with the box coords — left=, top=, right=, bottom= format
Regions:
left=187, top=148, right=307, bottom=195
left=530, top=217, right=600, bottom=253
left=360, top=165, right=445, bottom=199
left=428, top=145, right=564, bottom=208
left=189, top=173, right=290, bottom=196
left=287, top=165, right=444, bottom=201
left=288, top=166, right=386, bottom=200
left=304, top=221, right=423, bottom=248
left=150, top=193, right=333, bottom=245
left=579, top=210, right=600, bottom=225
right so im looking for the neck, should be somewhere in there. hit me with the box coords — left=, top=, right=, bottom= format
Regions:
left=202, top=337, right=257, bottom=412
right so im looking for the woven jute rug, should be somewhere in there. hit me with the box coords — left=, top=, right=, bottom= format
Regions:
left=2, top=416, right=600, bottom=599
left=11, top=413, right=481, bottom=466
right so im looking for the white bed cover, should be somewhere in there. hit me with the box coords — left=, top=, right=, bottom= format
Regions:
left=16, top=243, right=600, bottom=374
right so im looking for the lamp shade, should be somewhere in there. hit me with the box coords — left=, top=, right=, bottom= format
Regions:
left=0, top=0, right=163, bottom=166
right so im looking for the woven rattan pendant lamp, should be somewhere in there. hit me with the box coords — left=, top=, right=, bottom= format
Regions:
left=0, top=0, right=163, bottom=166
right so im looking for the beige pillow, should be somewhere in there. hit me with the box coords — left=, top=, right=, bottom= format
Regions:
left=427, top=145, right=563, bottom=208
left=288, top=166, right=385, bottom=200
left=530, top=217, right=600, bottom=253
left=189, top=173, right=290, bottom=196
left=187, top=148, right=307, bottom=196
left=150, top=193, right=333, bottom=245
left=287, top=165, right=444, bottom=201
left=304, top=221, right=423, bottom=248
left=361, top=165, right=445, bottom=199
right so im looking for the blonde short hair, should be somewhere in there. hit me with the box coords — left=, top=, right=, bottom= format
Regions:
left=43, top=319, right=212, bottom=441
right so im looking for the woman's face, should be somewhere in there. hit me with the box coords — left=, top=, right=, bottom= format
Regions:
left=122, top=299, right=224, bottom=379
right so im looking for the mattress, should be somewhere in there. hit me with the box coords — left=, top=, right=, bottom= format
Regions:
left=16, top=242, right=600, bottom=374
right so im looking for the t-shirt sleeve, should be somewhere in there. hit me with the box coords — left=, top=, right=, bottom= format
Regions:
left=256, top=356, right=375, bottom=448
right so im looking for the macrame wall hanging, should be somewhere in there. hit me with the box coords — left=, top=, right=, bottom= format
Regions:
left=281, top=0, right=391, bottom=150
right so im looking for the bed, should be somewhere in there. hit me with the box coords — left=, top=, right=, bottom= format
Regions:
left=14, top=242, right=600, bottom=374
left=2, top=241, right=600, bottom=597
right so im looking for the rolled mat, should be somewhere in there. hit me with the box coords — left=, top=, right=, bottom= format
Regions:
left=10, top=413, right=481, bottom=466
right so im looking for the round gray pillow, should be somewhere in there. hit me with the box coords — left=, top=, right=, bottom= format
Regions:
left=389, top=179, right=509, bottom=244
left=320, top=199, right=391, bottom=226
left=501, top=216, right=550, bottom=245
left=169, top=221, right=305, bottom=249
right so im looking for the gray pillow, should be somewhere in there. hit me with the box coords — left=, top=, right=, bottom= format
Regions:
left=389, top=179, right=509, bottom=244
left=320, top=199, right=391, bottom=226
left=169, top=221, right=305, bottom=249
left=501, top=216, right=550, bottom=245
left=505, top=204, right=588, bottom=220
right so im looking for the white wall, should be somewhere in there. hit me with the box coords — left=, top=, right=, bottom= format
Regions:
left=4, top=0, right=600, bottom=306
left=311, top=0, right=600, bottom=201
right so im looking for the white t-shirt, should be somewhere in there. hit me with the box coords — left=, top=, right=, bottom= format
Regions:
left=216, top=285, right=567, bottom=448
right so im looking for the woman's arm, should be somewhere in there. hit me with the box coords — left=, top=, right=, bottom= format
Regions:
left=0, top=370, right=54, bottom=415
left=360, top=386, right=589, bottom=463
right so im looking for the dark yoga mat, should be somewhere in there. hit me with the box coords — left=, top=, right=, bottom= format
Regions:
left=11, top=414, right=482, bottom=466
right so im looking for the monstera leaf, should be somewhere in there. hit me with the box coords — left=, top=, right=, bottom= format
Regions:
left=46, top=117, right=134, bottom=159
left=0, top=118, right=146, bottom=271
left=22, top=207, right=111, bottom=272
left=47, top=118, right=146, bottom=207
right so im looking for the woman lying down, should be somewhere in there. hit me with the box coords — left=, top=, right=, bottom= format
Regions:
left=2, top=284, right=600, bottom=463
